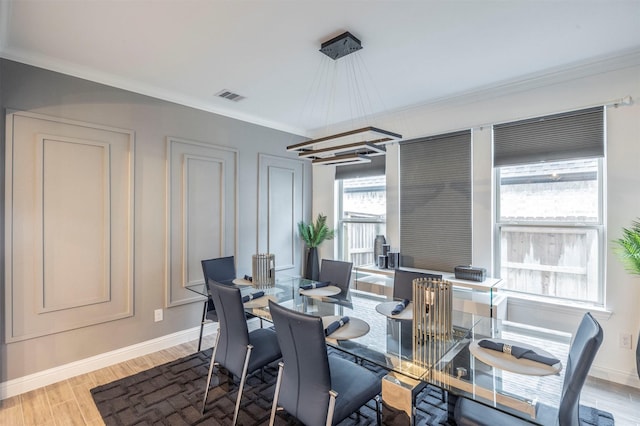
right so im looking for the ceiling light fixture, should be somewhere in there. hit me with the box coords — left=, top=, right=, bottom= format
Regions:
left=286, top=31, right=402, bottom=166
left=297, top=140, right=386, bottom=159
left=311, top=153, right=372, bottom=166
left=287, top=126, right=401, bottom=153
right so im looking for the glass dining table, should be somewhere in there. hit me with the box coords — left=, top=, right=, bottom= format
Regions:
left=435, top=315, right=572, bottom=423
left=186, top=275, right=570, bottom=425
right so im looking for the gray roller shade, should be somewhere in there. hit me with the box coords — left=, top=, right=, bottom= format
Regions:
left=399, top=130, right=471, bottom=272
left=335, top=155, right=386, bottom=180
left=494, top=106, right=604, bottom=166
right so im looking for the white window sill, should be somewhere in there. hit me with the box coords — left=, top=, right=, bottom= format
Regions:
left=504, top=291, right=612, bottom=330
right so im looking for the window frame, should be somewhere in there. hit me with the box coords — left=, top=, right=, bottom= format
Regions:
left=493, top=158, right=605, bottom=305
left=335, top=177, right=387, bottom=265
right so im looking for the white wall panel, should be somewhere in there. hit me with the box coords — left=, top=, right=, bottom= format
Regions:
left=36, top=135, right=110, bottom=312
left=166, top=137, right=237, bottom=307
left=5, top=111, right=134, bottom=342
left=184, top=155, right=224, bottom=287
left=269, top=167, right=294, bottom=268
left=258, top=154, right=303, bottom=275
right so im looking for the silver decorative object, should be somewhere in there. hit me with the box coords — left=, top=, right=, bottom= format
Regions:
left=252, top=253, right=275, bottom=288
left=412, top=277, right=453, bottom=368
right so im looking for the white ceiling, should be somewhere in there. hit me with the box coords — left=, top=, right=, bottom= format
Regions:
left=1, top=0, right=640, bottom=137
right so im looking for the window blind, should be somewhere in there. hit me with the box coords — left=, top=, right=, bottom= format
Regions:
left=399, top=130, right=472, bottom=272
left=494, top=106, right=604, bottom=166
left=335, top=155, right=386, bottom=180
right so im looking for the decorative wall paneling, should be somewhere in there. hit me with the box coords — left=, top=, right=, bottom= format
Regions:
left=166, top=137, right=238, bottom=307
left=5, top=111, right=134, bottom=342
left=257, top=154, right=304, bottom=276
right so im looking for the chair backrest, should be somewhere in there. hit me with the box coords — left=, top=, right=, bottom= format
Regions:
left=207, top=280, right=251, bottom=378
left=558, top=312, right=603, bottom=426
left=319, top=259, right=353, bottom=294
left=201, top=256, right=236, bottom=285
left=393, top=269, right=442, bottom=301
left=268, top=301, right=332, bottom=426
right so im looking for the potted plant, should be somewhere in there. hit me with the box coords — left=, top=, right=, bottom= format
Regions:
left=612, top=218, right=640, bottom=378
left=298, top=213, right=335, bottom=280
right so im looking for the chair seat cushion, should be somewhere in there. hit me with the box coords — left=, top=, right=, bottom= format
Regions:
left=247, top=328, right=281, bottom=372
left=328, top=355, right=381, bottom=425
left=454, top=393, right=614, bottom=426
left=579, top=405, right=615, bottom=426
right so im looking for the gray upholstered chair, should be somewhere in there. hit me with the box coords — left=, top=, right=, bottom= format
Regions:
left=319, top=259, right=353, bottom=314
left=454, top=312, right=604, bottom=426
left=268, top=300, right=382, bottom=426
left=319, top=259, right=353, bottom=295
left=392, top=269, right=441, bottom=301
left=201, top=281, right=281, bottom=425
left=388, top=269, right=442, bottom=359
left=197, top=256, right=237, bottom=351
left=201, top=256, right=236, bottom=285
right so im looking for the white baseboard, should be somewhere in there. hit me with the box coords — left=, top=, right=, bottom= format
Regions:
left=589, top=365, right=640, bottom=390
left=0, top=323, right=218, bottom=400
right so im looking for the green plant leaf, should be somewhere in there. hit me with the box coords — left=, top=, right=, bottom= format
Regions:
left=297, top=213, right=335, bottom=248
left=613, top=219, right=640, bottom=276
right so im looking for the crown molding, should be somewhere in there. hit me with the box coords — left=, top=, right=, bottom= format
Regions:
left=0, top=47, right=308, bottom=137
left=2, top=44, right=639, bottom=140
left=314, top=47, right=640, bottom=137
left=399, top=47, right=640, bottom=114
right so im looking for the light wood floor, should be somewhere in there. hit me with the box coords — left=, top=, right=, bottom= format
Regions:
left=1, top=335, right=639, bottom=426
left=0, top=337, right=207, bottom=426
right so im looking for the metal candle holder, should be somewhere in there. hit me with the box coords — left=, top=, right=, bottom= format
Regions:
left=412, top=277, right=453, bottom=367
left=251, top=253, right=275, bottom=288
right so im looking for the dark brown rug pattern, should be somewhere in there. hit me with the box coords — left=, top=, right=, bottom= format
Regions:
left=90, top=348, right=450, bottom=426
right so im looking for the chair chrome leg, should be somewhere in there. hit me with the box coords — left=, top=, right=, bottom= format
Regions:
left=232, top=344, right=253, bottom=426
left=326, top=390, right=338, bottom=426
left=375, top=394, right=382, bottom=426
left=269, top=362, right=284, bottom=426
left=198, top=300, right=208, bottom=352
left=201, top=331, right=221, bottom=415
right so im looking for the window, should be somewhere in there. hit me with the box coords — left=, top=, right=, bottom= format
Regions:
left=336, top=175, right=386, bottom=267
left=496, top=158, right=604, bottom=304
left=493, top=106, right=605, bottom=305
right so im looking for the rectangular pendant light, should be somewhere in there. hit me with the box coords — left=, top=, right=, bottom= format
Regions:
left=311, top=153, right=371, bottom=166
left=286, top=126, right=401, bottom=152
left=298, top=141, right=386, bottom=158
left=288, top=31, right=403, bottom=166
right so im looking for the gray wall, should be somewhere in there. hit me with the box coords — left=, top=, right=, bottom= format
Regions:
left=0, top=59, right=311, bottom=381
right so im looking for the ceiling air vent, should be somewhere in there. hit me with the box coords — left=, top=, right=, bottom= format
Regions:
left=216, top=89, right=245, bottom=102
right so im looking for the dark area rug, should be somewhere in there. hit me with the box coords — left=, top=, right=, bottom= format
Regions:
left=91, top=348, right=615, bottom=426
left=90, top=347, right=450, bottom=425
